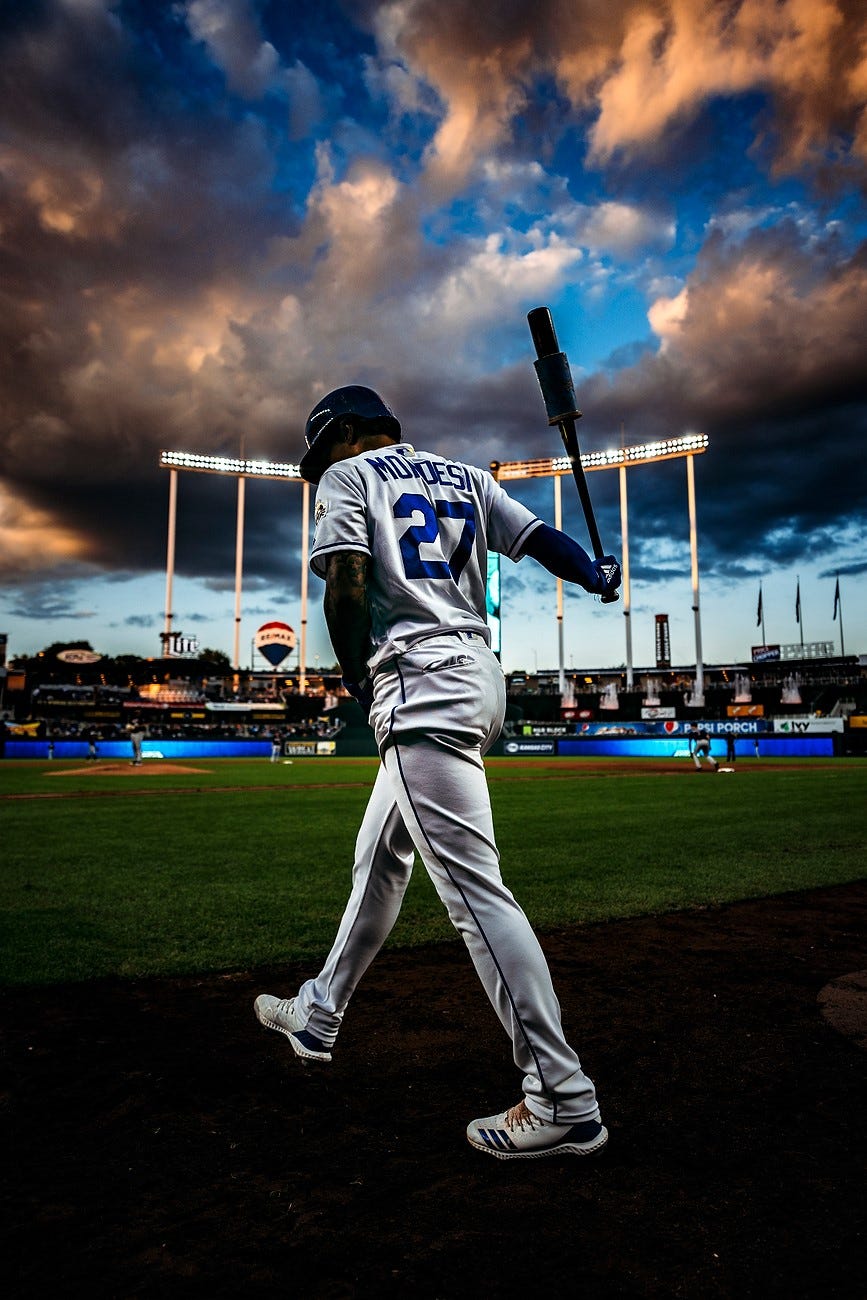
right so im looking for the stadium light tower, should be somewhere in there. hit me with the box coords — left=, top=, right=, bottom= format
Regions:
left=158, top=451, right=309, bottom=686
left=493, top=433, right=709, bottom=693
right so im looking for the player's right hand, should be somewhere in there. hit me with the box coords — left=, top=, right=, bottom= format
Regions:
left=342, top=676, right=374, bottom=718
left=592, top=555, right=621, bottom=596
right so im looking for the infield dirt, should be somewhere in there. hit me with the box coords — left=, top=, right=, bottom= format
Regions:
left=45, top=762, right=211, bottom=777
left=3, top=880, right=865, bottom=1298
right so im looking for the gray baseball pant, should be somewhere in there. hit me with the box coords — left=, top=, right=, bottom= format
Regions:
left=293, top=633, right=600, bottom=1124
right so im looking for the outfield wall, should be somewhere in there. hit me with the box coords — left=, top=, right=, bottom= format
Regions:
left=4, top=739, right=274, bottom=760
left=3, top=734, right=837, bottom=760
left=501, top=736, right=835, bottom=758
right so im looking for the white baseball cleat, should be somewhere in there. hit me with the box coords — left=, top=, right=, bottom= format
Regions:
left=467, top=1100, right=608, bottom=1160
left=253, top=994, right=332, bottom=1062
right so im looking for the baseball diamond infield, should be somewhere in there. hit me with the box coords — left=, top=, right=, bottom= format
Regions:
left=3, top=879, right=865, bottom=1298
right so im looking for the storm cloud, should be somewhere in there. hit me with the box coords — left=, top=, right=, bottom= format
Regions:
left=0, top=0, right=865, bottom=660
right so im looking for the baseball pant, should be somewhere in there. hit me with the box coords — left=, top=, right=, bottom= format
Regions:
left=692, top=741, right=717, bottom=769
left=293, top=632, right=600, bottom=1124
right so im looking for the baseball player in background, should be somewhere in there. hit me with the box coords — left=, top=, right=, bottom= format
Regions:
left=254, top=386, right=621, bottom=1160
left=688, top=723, right=719, bottom=771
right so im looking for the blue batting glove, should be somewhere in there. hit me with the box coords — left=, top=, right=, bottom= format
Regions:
left=342, top=676, right=374, bottom=717
left=592, top=556, right=622, bottom=596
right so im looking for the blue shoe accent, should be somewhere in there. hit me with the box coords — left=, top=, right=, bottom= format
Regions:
left=291, top=1029, right=331, bottom=1055
left=254, top=994, right=333, bottom=1062
left=565, top=1119, right=604, bottom=1144
left=481, top=1128, right=516, bottom=1152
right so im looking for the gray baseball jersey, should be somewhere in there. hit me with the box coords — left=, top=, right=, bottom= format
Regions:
left=310, top=443, right=542, bottom=671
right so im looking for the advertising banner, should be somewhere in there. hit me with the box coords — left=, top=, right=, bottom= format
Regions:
left=255, top=621, right=296, bottom=667
left=641, top=707, right=676, bottom=720
left=752, top=645, right=781, bottom=661
left=205, top=701, right=284, bottom=713
left=4, top=720, right=41, bottom=736
left=57, top=649, right=102, bottom=664
left=502, top=739, right=556, bottom=756
left=772, top=717, right=845, bottom=734
left=160, top=632, right=199, bottom=657
left=727, top=704, right=764, bottom=716
left=654, top=614, right=671, bottom=669
left=575, top=719, right=768, bottom=737
left=557, top=736, right=833, bottom=758
left=283, top=739, right=338, bottom=757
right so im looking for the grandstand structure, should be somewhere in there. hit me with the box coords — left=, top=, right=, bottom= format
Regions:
left=505, top=655, right=865, bottom=718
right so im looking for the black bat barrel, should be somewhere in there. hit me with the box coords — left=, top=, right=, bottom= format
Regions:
left=527, top=306, right=559, bottom=359
left=528, top=307, right=581, bottom=424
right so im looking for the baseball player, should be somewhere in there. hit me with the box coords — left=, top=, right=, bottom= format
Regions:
left=688, top=723, right=719, bottom=771
left=128, top=720, right=145, bottom=766
left=254, top=386, right=621, bottom=1160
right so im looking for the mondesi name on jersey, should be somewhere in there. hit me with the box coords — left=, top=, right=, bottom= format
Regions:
left=309, top=443, right=542, bottom=672
left=364, top=447, right=472, bottom=492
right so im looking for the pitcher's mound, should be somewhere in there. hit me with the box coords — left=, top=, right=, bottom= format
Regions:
left=48, top=763, right=209, bottom=777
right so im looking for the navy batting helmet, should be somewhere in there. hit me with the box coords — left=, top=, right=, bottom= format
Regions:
left=299, top=385, right=401, bottom=484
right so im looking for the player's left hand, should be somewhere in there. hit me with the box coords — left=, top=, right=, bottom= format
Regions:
left=342, top=676, right=374, bottom=718
left=591, top=555, right=621, bottom=597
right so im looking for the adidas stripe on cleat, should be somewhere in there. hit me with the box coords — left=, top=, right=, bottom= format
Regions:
left=467, top=1100, right=608, bottom=1160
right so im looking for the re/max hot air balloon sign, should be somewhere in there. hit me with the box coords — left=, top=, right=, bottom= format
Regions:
left=254, top=622, right=297, bottom=667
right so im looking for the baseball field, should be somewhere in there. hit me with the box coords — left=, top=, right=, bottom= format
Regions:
left=3, top=754, right=866, bottom=1296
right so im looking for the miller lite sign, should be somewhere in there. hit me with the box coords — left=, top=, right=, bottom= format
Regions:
left=160, top=632, right=199, bottom=657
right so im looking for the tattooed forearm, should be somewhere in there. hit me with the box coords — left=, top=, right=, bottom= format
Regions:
left=323, top=551, right=372, bottom=682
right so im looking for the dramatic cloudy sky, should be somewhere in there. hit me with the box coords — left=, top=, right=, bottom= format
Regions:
left=1, top=0, right=865, bottom=676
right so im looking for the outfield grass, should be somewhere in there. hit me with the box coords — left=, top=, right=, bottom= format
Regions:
left=1, top=756, right=864, bottom=985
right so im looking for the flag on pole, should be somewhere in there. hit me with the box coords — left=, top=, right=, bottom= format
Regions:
left=756, top=585, right=763, bottom=627
left=795, top=579, right=801, bottom=623
left=833, top=576, right=840, bottom=621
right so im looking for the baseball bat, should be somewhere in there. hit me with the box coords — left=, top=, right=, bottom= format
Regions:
left=527, top=305, right=619, bottom=603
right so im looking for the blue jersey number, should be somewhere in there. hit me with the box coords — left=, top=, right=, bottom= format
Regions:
left=395, top=493, right=476, bottom=580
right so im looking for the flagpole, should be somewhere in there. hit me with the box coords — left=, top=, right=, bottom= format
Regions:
left=835, top=575, right=845, bottom=657
left=796, top=575, right=804, bottom=647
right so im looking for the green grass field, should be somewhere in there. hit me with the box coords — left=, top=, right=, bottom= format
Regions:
left=2, top=755, right=865, bottom=985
